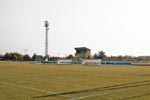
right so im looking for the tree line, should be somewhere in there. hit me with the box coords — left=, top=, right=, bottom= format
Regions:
left=3, top=52, right=67, bottom=61
left=4, top=52, right=35, bottom=61
left=1, top=51, right=150, bottom=62
left=93, top=51, right=150, bottom=62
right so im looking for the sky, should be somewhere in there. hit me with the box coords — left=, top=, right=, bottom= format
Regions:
left=1, top=0, right=150, bottom=57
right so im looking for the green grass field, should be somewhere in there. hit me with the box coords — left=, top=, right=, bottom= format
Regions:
left=0, top=61, right=150, bottom=100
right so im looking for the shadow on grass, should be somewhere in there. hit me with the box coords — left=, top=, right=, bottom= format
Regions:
left=33, top=80, right=150, bottom=99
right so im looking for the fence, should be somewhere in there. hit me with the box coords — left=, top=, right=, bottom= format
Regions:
left=101, top=61, right=132, bottom=65
left=83, top=59, right=101, bottom=65
left=34, top=60, right=132, bottom=66
left=57, top=59, right=72, bottom=64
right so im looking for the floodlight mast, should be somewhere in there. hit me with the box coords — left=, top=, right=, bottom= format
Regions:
left=44, top=21, right=49, bottom=61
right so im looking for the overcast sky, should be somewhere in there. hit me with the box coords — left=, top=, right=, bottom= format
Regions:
left=1, top=0, right=150, bottom=57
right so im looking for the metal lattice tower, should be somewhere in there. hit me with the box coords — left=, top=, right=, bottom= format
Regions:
left=44, top=21, right=49, bottom=61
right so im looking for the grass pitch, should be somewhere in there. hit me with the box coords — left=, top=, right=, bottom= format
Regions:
left=0, top=62, right=150, bottom=100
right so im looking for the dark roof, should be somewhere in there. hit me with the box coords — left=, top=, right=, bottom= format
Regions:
left=75, top=47, right=91, bottom=50
left=0, top=54, right=4, bottom=58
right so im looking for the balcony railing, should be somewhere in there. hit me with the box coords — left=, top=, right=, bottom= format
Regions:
left=75, top=53, right=88, bottom=57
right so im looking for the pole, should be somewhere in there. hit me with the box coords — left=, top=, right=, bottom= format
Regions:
left=44, top=21, right=49, bottom=61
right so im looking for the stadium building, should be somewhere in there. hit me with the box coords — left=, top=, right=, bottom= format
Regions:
left=74, top=47, right=91, bottom=59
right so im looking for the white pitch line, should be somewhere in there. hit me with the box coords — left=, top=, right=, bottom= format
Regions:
left=0, top=81, right=73, bottom=99
left=69, top=88, right=133, bottom=100
left=71, top=83, right=150, bottom=100
left=69, top=91, right=114, bottom=100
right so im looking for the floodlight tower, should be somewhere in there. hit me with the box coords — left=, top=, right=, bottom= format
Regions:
left=44, top=21, right=49, bottom=61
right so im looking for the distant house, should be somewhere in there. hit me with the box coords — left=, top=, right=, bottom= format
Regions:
left=75, top=47, right=91, bottom=59
left=0, top=54, right=5, bottom=60
left=34, top=55, right=43, bottom=61
left=138, top=56, right=150, bottom=61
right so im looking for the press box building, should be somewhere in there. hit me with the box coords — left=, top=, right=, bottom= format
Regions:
left=74, top=47, right=91, bottom=59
